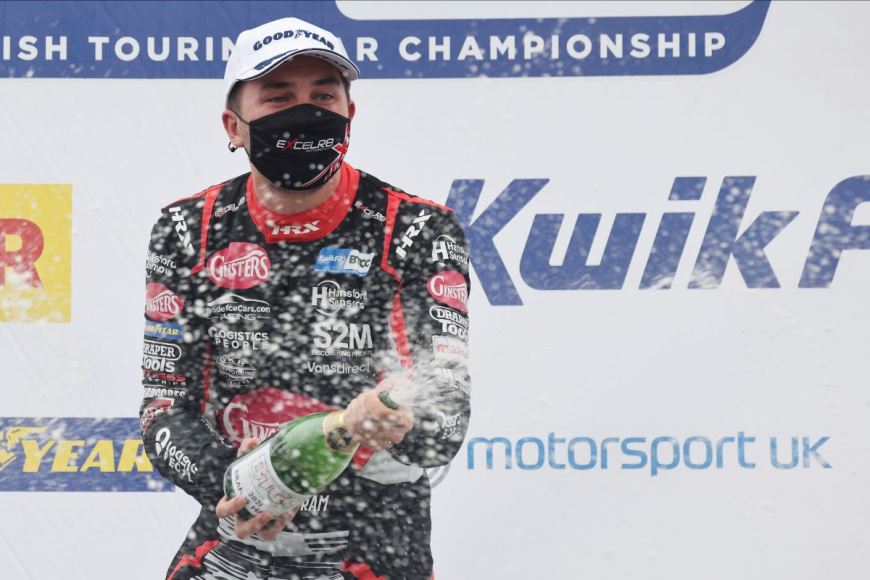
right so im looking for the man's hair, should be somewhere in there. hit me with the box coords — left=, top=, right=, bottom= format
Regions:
left=226, top=75, right=351, bottom=112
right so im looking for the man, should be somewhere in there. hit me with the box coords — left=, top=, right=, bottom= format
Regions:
left=140, top=16, right=471, bottom=580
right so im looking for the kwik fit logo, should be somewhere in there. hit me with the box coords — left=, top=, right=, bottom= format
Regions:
left=447, top=175, right=870, bottom=305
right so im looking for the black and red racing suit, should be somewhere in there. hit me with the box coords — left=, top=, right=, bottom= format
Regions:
left=139, top=162, right=471, bottom=580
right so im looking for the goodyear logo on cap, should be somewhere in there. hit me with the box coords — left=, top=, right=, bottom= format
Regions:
left=0, top=418, right=173, bottom=492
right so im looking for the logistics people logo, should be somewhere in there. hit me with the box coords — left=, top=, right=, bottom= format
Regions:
left=0, top=184, right=72, bottom=322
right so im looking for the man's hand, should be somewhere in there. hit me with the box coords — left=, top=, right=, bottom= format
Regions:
left=215, top=437, right=300, bottom=541
left=344, top=378, right=415, bottom=451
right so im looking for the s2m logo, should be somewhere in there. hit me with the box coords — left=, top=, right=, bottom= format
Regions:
left=0, top=184, right=72, bottom=322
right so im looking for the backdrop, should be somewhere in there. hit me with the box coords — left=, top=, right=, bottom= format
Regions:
left=2, top=1, right=868, bottom=579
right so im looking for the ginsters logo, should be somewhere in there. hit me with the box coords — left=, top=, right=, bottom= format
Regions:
left=0, top=418, right=171, bottom=492
left=427, top=270, right=469, bottom=312
left=220, top=388, right=332, bottom=445
left=208, top=242, right=271, bottom=289
left=145, top=282, right=184, bottom=321
left=220, top=388, right=377, bottom=471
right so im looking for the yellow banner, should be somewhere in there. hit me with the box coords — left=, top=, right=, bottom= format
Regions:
left=0, top=184, right=72, bottom=323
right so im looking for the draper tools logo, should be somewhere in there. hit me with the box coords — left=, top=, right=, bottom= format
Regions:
left=0, top=1, right=769, bottom=79
left=0, top=184, right=71, bottom=322
left=0, top=418, right=172, bottom=492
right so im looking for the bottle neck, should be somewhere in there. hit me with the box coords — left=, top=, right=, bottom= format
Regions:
left=322, top=411, right=356, bottom=454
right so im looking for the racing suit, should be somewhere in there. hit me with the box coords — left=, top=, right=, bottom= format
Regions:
left=140, top=162, right=471, bottom=580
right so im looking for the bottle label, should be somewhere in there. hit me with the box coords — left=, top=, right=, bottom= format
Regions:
left=227, top=441, right=308, bottom=517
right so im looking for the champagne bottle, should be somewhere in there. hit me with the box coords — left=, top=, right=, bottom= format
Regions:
left=224, top=392, right=399, bottom=521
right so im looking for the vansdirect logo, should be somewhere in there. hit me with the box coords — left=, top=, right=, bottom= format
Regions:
left=466, top=432, right=831, bottom=476
left=0, top=1, right=769, bottom=79
left=447, top=175, right=870, bottom=305
left=0, top=418, right=172, bottom=491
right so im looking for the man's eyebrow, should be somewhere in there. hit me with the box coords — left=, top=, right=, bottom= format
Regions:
left=260, top=80, right=293, bottom=90
left=260, top=77, right=341, bottom=90
left=313, top=77, right=341, bottom=87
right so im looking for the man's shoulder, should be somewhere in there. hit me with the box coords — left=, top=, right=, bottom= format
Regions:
left=148, top=174, right=248, bottom=258
left=159, top=174, right=248, bottom=214
left=356, top=170, right=453, bottom=214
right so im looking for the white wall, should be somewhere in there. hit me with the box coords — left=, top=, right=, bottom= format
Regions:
left=1, top=2, right=868, bottom=579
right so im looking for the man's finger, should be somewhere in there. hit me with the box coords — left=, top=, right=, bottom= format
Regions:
left=236, top=511, right=274, bottom=539
left=215, top=495, right=247, bottom=518
left=238, top=437, right=261, bottom=456
left=258, top=506, right=300, bottom=541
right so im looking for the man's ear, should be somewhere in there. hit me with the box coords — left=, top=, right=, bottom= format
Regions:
left=348, top=100, right=356, bottom=122
left=222, top=109, right=245, bottom=149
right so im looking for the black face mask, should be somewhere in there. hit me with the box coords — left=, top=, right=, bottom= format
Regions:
left=236, top=104, right=350, bottom=191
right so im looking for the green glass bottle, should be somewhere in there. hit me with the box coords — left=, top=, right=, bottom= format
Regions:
left=224, top=392, right=398, bottom=521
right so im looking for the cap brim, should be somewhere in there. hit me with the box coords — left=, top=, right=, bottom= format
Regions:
left=238, top=47, right=359, bottom=84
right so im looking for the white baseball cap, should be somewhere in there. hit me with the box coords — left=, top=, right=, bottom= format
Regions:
left=224, top=17, right=360, bottom=105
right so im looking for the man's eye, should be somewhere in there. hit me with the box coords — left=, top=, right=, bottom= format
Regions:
left=268, top=96, right=287, bottom=103
left=316, top=93, right=335, bottom=101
